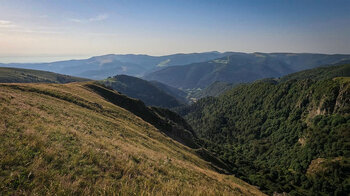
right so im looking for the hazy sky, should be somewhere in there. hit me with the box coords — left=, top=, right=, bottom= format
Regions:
left=0, top=0, right=349, bottom=62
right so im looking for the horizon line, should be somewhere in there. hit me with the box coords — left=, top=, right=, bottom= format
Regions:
left=1, top=51, right=350, bottom=64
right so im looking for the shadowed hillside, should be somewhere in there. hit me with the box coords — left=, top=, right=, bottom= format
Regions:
left=149, top=80, right=188, bottom=104
left=100, top=75, right=186, bottom=108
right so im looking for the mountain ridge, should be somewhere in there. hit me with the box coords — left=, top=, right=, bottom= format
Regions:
left=144, top=53, right=350, bottom=89
left=0, top=52, right=232, bottom=79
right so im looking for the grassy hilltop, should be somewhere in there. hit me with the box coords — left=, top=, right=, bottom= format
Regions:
left=0, top=67, right=89, bottom=84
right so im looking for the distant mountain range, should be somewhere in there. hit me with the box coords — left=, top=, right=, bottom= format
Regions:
left=0, top=52, right=231, bottom=79
left=144, top=53, right=350, bottom=89
left=187, top=59, right=350, bottom=100
left=2, top=52, right=350, bottom=90
left=2, top=52, right=350, bottom=103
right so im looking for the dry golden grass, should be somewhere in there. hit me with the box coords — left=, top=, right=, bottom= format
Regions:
left=0, top=82, right=265, bottom=195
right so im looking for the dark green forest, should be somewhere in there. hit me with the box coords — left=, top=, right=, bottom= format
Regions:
left=176, top=64, right=350, bottom=195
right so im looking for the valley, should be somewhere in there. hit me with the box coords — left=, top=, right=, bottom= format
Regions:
left=0, top=55, right=349, bottom=195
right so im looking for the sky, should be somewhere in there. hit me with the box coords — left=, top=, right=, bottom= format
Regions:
left=0, top=0, right=349, bottom=63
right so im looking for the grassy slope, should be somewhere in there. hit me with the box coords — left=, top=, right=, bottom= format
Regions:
left=0, top=82, right=264, bottom=195
left=0, top=67, right=89, bottom=83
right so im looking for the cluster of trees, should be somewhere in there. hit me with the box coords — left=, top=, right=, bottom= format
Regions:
left=176, top=64, right=350, bottom=195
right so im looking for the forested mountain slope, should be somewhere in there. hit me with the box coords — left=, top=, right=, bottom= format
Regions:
left=144, top=53, right=350, bottom=89
left=0, top=82, right=264, bottom=195
left=177, top=64, right=350, bottom=195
